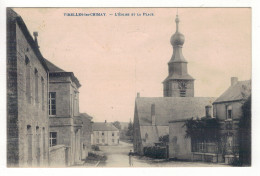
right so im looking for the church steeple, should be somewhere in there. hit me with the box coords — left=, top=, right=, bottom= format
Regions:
left=163, top=14, right=195, bottom=97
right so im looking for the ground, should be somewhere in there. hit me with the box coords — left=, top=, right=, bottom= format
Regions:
left=96, top=141, right=229, bottom=167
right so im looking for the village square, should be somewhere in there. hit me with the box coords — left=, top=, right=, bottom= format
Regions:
left=6, top=8, right=251, bottom=167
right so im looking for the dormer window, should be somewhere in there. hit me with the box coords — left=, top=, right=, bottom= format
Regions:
left=226, top=105, right=232, bottom=120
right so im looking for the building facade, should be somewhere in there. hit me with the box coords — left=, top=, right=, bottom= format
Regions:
left=7, top=8, right=49, bottom=167
left=45, top=59, right=83, bottom=166
left=212, top=77, right=251, bottom=164
left=80, top=113, right=93, bottom=159
left=92, top=122, right=120, bottom=146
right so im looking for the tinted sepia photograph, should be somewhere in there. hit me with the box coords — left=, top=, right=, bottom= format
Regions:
left=6, top=7, right=251, bottom=168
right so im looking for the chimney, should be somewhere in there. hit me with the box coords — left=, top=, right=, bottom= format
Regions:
left=205, top=105, right=212, bottom=118
left=231, top=77, right=238, bottom=86
left=151, top=104, right=155, bottom=126
left=137, top=92, right=140, bottom=98
left=105, top=120, right=107, bottom=123
left=33, top=31, right=39, bottom=48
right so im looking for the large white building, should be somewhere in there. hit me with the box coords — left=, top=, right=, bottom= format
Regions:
left=92, top=121, right=120, bottom=145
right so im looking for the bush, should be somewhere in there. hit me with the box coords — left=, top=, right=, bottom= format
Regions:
left=230, top=157, right=242, bottom=166
left=91, top=145, right=100, bottom=151
left=143, top=146, right=166, bottom=159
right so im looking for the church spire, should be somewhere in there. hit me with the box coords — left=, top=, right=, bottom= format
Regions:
left=163, top=13, right=195, bottom=97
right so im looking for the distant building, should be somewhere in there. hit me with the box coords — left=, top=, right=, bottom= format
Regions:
left=92, top=121, right=120, bottom=145
left=7, top=8, right=49, bottom=167
left=45, top=59, right=83, bottom=166
left=80, top=113, right=93, bottom=159
left=212, top=77, right=251, bottom=164
left=133, top=14, right=215, bottom=157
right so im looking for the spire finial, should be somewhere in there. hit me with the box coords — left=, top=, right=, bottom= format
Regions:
left=175, top=11, right=180, bottom=32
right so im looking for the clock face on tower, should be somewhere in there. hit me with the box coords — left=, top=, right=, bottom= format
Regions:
left=177, top=80, right=188, bottom=90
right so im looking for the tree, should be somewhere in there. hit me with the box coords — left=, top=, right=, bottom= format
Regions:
left=126, top=119, right=133, bottom=140
left=112, top=121, right=121, bottom=130
left=238, top=96, right=251, bottom=166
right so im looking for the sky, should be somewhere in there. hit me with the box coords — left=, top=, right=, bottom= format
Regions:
left=13, top=8, right=251, bottom=122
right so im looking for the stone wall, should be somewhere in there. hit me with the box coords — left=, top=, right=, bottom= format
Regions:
left=49, top=145, right=66, bottom=167
left=213, top=101, right=243, bottom=121
left=49, top=74, right=82, bottom=166
left=7, top=9, right=49, bottom=167
left=168, top=121, right=192, bottom=160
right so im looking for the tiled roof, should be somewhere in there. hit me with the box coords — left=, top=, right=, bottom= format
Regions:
left=213, top=80, right=251, bottom=104
left=92, top=122, right=119, bottom=131
left=44, top=59, right=65, bottom=72
left=135, top=97, right=216, bottom=126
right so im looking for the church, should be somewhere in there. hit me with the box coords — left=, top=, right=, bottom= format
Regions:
left=133, top=14, right=215, bottom=156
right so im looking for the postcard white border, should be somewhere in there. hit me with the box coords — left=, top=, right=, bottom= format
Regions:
left=0, top=1, right=259, bottom=176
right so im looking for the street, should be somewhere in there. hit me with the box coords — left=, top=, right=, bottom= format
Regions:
left=97, top=141, right=228, bottom=167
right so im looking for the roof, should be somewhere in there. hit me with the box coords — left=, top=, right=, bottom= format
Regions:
left=213, top=80, right=251, bottom=104
left=163, top=73, right=194, bottom=82
left=8, top=8, right=49, bottom=72
left=44, top=59, right=65, bottom=72
left=92, top=122, right=119, bottom=131
left=135, top=97, right=216, bottom=126
left=45, top=58, right=81, bottom=88
left=80, top=113, right=93, bottom=120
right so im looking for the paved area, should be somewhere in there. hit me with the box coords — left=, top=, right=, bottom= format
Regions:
left=98, top=141, right=229, bottom=167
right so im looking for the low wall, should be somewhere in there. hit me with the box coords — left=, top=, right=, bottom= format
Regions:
left=49, top=145, right=66, bottom=167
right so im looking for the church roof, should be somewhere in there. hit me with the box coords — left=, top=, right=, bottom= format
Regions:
left=213, top=80, right=251, bottom=104
left=92, top=122, right=119, bottom=131
left=135, top=97, right=215, bottom=126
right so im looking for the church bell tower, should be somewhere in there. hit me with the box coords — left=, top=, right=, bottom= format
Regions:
left=163, top=14, right=194, bottom=97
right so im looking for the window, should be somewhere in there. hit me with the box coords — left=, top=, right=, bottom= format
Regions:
left=102, top=132, right=104, bottom=136
left=25, top=56, right=31, bottom=103
left=112, top=132, right=114, bottom=136
left=102, top=139, right=105, bottom=143
left=34, top=69, right=38, bottom=103
left=96, top=131, right=99, bottom=136
left=27, top=125, right=32, bottom=166
left=180, top=90, right=186, bottom=97
left=49, top=132, right=57, bottom=147
left=96, top=139, right=99, bottom=144
left=49, top=92, right=56, bottom=115
left=226, top=105, right=232, bottom=119
left=112, top=139, right=114, bottom=143
left=41, top=77, right=44, bottom=110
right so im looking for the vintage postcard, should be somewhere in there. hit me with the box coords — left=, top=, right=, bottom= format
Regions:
left=5, top=7, right=252, bottom=169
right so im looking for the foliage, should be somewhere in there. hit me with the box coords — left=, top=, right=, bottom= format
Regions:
left=112, top=121, right=121, bottom=130
left=159, top=135, right=169, bottom=144
left=184, top=117, right=221, bottom=142
left=143, top=146, right=167, bottom=159
left=238, top=96, right=251, bottom=166
left=126, top=119, right=133, bottom=138
left=91, top=145, right=100, bottom=151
